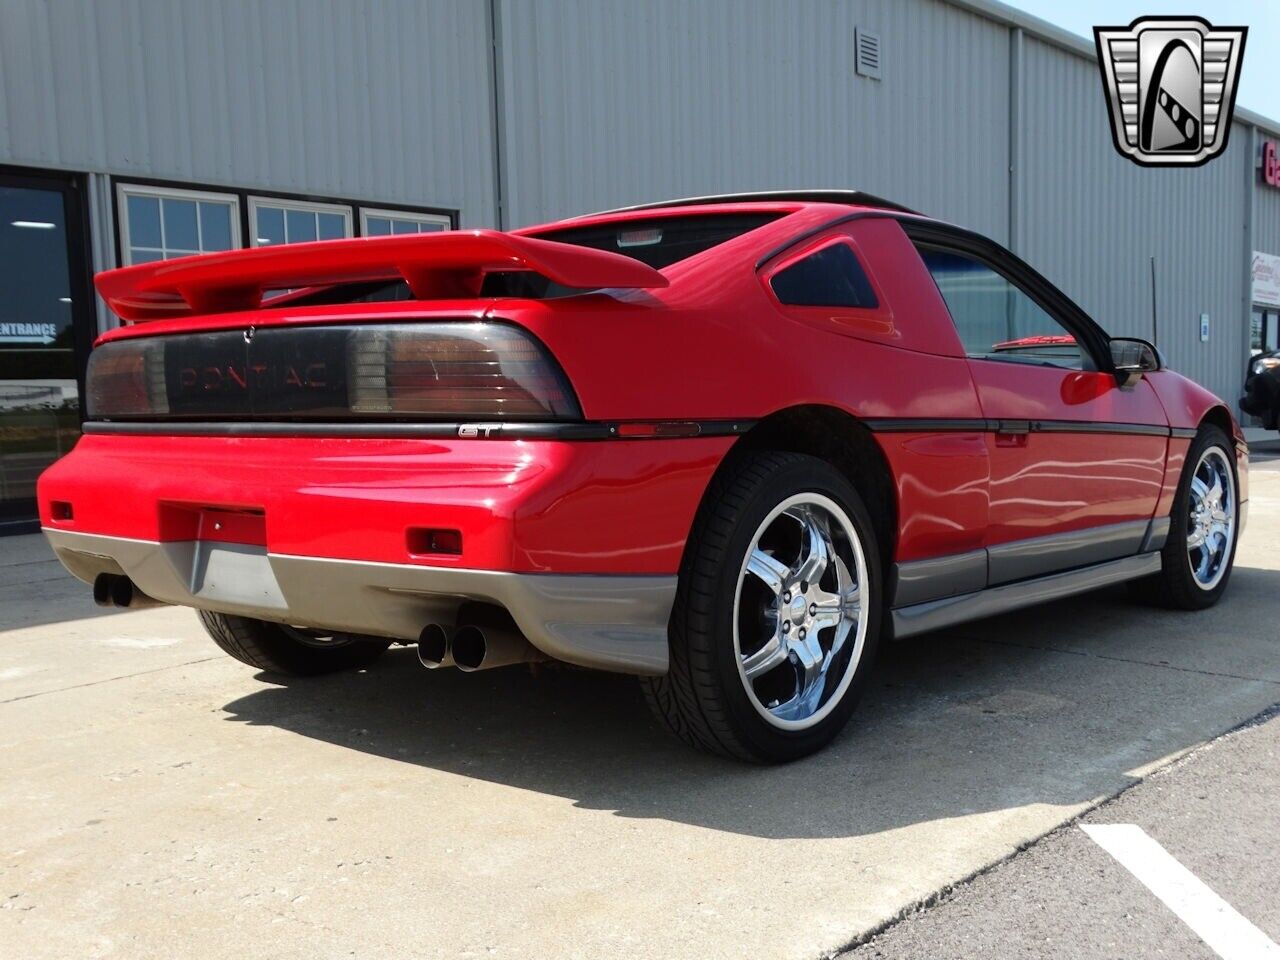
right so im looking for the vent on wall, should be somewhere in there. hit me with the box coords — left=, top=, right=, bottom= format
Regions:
left=856, top=27, right=882, bottom=80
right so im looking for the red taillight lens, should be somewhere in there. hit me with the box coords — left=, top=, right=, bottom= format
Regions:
left=85, top=338, right=168, bottom=418
left=349, top=323, right=580, bottom=419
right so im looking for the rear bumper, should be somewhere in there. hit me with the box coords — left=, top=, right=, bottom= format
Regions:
left=37, top=433, right=731, bottom=574
left=44, top=528, right=674, bottom=674
left=37, top=432, right=736, bottom=675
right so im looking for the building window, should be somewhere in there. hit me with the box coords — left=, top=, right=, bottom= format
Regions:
left=117, top=184, right=239, bottom=264
left=249, top=197, right=352, bottom=246
left=360, top=208, right=451, bottom=236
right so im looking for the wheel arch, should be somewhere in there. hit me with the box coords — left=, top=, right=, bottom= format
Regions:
left=695, top=405, right=898, bottom=571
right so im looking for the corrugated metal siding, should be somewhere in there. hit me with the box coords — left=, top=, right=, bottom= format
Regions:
left=0, top=0, right=496, bottom=224
left=1017, top=36, right=1249, bottom=405
left=1253, top=145, right=1280, bottom=258
left=496, top=0, right=1011, bottom=238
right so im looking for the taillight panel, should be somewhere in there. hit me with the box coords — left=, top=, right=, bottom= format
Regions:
left=87, top=321, right=581, bottom=422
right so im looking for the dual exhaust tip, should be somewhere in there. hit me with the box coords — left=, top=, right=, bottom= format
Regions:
left=417, top=604, right=543, bottom=672
left=93, top=573, right=165, bottom=610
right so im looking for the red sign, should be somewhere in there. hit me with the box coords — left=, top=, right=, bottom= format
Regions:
left=1263, top=140, right=1280, bottom=187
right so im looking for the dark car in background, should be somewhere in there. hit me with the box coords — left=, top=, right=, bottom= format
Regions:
left=1241, top=352, right=1280, bottom=429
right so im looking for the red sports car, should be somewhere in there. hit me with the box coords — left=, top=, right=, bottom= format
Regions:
left=39, top=191, right=1247, bottom=762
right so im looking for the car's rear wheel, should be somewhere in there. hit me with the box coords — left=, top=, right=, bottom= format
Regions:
left=1143, top=424, right=1240, bottom=610
left=641, top=451, right=882, bottom=762
left=197, top=610, right=391, bottom=676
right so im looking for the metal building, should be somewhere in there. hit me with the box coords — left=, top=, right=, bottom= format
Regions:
left=2, top=0, right=1279, bottom=529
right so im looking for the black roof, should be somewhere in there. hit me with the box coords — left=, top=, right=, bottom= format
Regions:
left=593, top=189, right=919, bottom=216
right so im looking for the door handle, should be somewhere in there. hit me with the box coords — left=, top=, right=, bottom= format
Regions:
left=994, top=420, right=1031, bottom=447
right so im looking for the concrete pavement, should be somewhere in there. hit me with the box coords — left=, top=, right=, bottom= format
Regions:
left=842, top=704, right=1280, bottom=958
left=1, top=463, right=1278, bottom=959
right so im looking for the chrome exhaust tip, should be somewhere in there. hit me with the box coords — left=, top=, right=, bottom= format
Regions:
left=416, top=623, right=453, bottom=668
left=451, top=605, right=544, bottom=672
left=92, top=573, right=165, bottom=609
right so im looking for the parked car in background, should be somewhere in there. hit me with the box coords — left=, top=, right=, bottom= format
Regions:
left=38, top=191, right=1247, bottom=762
left=1241, top=350, right=1280, bottom=429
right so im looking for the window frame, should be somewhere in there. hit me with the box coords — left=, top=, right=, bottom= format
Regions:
left=901, top=220, right=1112, bottom=373
left=360, top=207, right=452, bottom=236
left=112, top=175, right=460, bottom=268
left=115, top=182, right=242, bottom=265
left=248, top=195, right=353, bottom=247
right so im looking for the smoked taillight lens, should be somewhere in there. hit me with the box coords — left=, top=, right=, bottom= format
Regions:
left=86, top=321, right=580, bottom=422
left=348, top=323, right=580, bottom=419
left=85, top=338, right=169, bottom=418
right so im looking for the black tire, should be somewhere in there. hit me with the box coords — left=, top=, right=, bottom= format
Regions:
left=640, top=451, right=883, bottom=763
left=197, top=610, right=391, bottom=676
left=1143, top=424, right=1240, bottom=610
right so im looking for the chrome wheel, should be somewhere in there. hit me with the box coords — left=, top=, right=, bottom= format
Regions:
left=1186, top=446, right=1236, bottom=591
left=732, top=493, right=869, bottom=731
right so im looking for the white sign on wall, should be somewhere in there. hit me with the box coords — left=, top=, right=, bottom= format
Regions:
left=1252, top=251, right=1280, bottom=307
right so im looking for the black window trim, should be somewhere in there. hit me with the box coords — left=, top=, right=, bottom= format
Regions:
left=899, top=220, right=1113, bottom=374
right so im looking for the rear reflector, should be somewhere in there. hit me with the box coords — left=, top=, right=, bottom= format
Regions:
left=86, top=321, right=580, bottom=422
left=407, top=527, right=463, bottom=556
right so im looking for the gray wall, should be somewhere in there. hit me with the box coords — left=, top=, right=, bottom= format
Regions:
left=2, top=0, right=1279, bottom=404
left=1016, top=36, right=1250, bottom=404
left=0, top=0, right=497, bottom=224
left=496, top=0, right=1011, bottom=239
left=1254, top=140, right=1280, bottom=259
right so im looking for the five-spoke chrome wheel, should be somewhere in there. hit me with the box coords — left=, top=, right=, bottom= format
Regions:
left=732, top=493, right=869, bottom=730
left=1186, top=446, right=1236, bottom=591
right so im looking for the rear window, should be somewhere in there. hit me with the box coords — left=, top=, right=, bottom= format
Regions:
left=261, top=212, right=780, bottom=306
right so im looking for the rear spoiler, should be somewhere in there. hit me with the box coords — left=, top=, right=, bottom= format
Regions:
left=95, top=229, right=669, bottom=322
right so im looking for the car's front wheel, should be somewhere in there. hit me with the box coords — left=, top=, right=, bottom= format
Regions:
left=642, top=451, right=882, bottom=762
left=1144, top=424, right=1241, bottom=609
left=197, top=610, right=391, bottom=676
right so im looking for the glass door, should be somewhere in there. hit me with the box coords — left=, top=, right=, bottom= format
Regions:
left=0, top=168, right=92, bottom=527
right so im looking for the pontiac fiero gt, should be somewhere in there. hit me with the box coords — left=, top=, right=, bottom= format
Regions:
left=39, top=191, right=1246, bottom=761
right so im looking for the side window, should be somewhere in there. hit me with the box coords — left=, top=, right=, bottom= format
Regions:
left=771, top=242, right=878, bottom=309
left=918, top=247, right=1084, bottom=369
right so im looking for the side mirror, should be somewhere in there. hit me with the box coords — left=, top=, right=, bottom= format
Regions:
left=1110, top=337, right=1163, bottom=388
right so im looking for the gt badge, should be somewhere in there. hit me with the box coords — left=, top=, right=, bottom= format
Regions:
left=458, top=423, right=503, bottom=438
left=1094, top=17, right=1247, bottom=167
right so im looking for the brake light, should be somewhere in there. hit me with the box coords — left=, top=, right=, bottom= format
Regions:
left=349, top=324, right=579, bottom=419
left=85, top=338, right=168, bottom=417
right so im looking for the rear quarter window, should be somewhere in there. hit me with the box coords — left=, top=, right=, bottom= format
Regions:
left=770, top=242, right=878, bottom=308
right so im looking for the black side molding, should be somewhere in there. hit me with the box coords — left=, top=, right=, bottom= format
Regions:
left=864, top=418, right=1180, bottom=438
left=82, top=419, right=756, bottom=442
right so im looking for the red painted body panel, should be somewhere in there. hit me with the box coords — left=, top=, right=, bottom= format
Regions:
left=37, top=434, right=730, bottom=574
left=1143, top=371, right=1248, bottom=504
left=47, top=200, right=1247, bottom=590
left=875, top=432, right=990, bottom=561
left=966, top=362, right=1169, bottom=543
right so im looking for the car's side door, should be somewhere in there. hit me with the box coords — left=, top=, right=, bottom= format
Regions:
left=906, top=229, right=1169, bottom=584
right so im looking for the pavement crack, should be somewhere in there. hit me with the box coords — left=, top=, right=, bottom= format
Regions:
left=0, top=657, right=222, bottom=705
left=967, top=636, right=1280, bottom=686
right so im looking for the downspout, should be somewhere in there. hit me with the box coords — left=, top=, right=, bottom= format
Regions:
left=486, top=0, right=508, bottom=230
left=1007, top=27, right=1023, bottom=253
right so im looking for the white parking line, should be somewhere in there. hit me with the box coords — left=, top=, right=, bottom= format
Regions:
left=1081, top=824, right=1280, bottom=960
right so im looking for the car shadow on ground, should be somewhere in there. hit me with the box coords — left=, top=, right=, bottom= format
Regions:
left=221, top=564, right=1280, bottom=840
